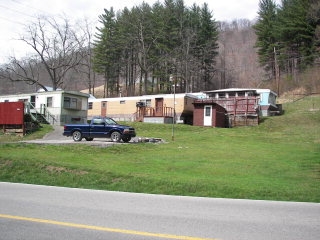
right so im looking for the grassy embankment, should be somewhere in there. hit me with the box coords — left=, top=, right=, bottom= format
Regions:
left=0, top=95, right=319, bottom=202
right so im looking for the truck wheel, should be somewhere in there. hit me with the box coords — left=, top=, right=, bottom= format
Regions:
left=110, top=131, right=121, bottom=142
left=122, top=136, right=131, bottom=143
left=72, top=130, right=82, bottom=141
left=85, top=137, right=94, bottom=141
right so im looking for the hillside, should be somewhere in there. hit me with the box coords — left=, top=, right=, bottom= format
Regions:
left=0, top=95, right=319, bottom=202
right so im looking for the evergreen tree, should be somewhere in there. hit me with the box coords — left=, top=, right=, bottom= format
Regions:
left=277, top=0, right=318, bottom=75
left=92, top=1, right=220, bottom=96
left=255, top=0, right=318, bottom=85
left=197, top=3, right=219, bottom=90
left=93, top=8, right=120, bottom=97
left=253, top=0, right=278, bottom=79
left=308, top=0, right=320, bottom=48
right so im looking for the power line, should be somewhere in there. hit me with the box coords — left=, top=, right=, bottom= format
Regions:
left=10, top=0, right=51, bottom=16
left=0, top=4, right=37, bottom=19
left=0, top=15, right=26, bottom=26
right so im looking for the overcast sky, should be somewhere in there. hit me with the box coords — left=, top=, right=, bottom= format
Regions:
left=0, top=0, right=281, bottom=64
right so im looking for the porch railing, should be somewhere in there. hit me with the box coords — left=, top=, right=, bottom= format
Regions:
left=134, top=106, right=174, bottom=122
left=24, top=102, right=56, bottom=125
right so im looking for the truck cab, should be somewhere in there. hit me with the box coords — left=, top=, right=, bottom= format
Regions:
left=63, top=117, right=136, bottom=142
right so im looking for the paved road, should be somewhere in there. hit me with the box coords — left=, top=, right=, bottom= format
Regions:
left=0, top=182, right=319, bottom=240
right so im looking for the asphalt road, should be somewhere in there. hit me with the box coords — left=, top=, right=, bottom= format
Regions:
left=0, top=182, right=319, bottom=240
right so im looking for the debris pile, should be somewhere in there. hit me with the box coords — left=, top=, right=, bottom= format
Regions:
left=132, top=137, right=164, bottom=143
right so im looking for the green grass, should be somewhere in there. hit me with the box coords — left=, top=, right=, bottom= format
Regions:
left=0, top=95, right=319, bottom=202
left=0, top=124, right=54, bottom=143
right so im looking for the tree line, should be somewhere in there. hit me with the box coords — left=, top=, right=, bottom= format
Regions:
left=254, top=0, right=320, bottom=93
left=0, top=0, right=319, bottom=97
left=93, top=0, right=218, bottom=97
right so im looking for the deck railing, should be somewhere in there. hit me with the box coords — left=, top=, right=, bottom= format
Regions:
left=194, top=96, right=259, bottom=116
left=134, top=106, right=174, bottom=121
left=24, top=102, right=56, bottom=125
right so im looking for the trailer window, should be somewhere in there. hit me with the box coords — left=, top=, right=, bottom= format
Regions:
left=47, top=97, right=53, bottom=107
left=64, top=97, right=81, bottom=110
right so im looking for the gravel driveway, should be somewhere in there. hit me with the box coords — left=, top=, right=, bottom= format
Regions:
left=22, top=125, right=162, bottom=146
left=22, top=125, right=125, bottom=146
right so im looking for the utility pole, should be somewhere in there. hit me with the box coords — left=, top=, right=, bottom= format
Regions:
left=274, top=46, right=280, bottom=96
left=171, top=76, right=176, bottom=142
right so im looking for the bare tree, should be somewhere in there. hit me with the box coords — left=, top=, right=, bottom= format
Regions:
left=216, top=20, right=265, bottom=89
left=0, top=56, right=48, bottom=91
left=1, top=15, right=87, bottom=91
left=73, top=18, right=96, bottom=95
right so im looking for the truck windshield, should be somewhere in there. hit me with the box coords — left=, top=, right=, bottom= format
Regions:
left=105, top=118, right=117, bottom=125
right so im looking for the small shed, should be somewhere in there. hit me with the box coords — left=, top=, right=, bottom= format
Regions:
left=193, top=100, right=227, bottom=127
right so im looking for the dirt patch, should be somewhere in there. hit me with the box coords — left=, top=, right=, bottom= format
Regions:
left=0, top=160, right=13, bottom=168
left=45, top=165, right=88, bottom=175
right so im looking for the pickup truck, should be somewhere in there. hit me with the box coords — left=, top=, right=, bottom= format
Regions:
left=63, top=117, right=136, bottom=142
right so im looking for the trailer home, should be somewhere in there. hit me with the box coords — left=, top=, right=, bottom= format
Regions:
left=193, top=88, right=280, bottom=127
left=0, top=90, right=89, bottom=125
left=88, top=93, right=203, bottom=124
left=204, top=88, right=280, bottom=116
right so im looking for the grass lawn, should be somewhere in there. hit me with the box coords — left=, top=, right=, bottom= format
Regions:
left=0, top=95, right=319, bottom=202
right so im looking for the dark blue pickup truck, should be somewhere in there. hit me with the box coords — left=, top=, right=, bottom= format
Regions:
left=63, top=117, right=136, bottom=142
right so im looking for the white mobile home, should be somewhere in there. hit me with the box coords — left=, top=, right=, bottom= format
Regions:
left=0, top=90, right=89, bottom=125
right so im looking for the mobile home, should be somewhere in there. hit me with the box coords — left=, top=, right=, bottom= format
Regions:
left=204, top=88, right=280, bottom=117
left=88, top=93, right=203, bottom=124
left=0, top=90, right=89, bottom=125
